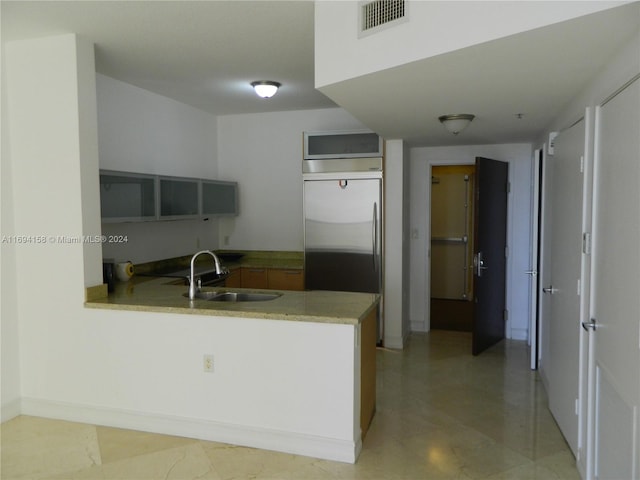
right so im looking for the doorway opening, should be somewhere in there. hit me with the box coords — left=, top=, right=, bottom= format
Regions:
left=429, top=158, right=509, bottom=356
left=430, top=165, right=475, bottom=332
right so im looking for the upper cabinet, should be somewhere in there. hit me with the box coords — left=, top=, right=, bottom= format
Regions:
left=100, top=171, right=156, bottom=222
left=303, top=130, right=382, bottom=159
left=100, top=170, right=238, bottom=222
left=159, top=176, right=199, bottom=219
left=202, top=180, right=238, bottom=216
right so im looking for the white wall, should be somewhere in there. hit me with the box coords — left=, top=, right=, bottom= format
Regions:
left=96, top=74, right=220, bottom=264
left=1, top=33, right=20, bottom=420
left=315, top=1, right=619, bottom=88
left=409, top=144, right=533, bottom=340
left=217, top=108, right=368, bottom=251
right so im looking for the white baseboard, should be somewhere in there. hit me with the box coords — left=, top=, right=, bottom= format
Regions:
left=19, top=397, right=360, bottom=463
left=410, top=320, right=428, bottom=333
left=383, top=334, right=404, bottom=349
left=510, top=327, right=528, bottom=341
left=1, top=398, right=21, bottom=423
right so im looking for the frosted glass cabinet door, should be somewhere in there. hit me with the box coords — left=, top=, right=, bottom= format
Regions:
left=202, top=180, right=238, bottom=216
left=100, top=171, right=156, bottom=222
left=304, top=131, right=382, bottom=159
left=159, top=177, right=199, bottom=218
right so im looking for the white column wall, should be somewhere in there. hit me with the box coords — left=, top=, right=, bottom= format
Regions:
left=1, top=32, right=20, bottom=420
left=5, top=33, right=103, bottom=414
left=383, top=139, right=410, bottom=348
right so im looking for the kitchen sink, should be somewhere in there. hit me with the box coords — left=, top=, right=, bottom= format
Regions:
left=184, top=291, right=282, bottom=302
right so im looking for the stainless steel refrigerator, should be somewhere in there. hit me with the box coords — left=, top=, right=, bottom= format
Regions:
left=303, top=175, right=382, bottom=297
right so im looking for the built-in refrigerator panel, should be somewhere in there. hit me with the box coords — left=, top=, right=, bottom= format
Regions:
left=303, top=177, right=382, bottom=294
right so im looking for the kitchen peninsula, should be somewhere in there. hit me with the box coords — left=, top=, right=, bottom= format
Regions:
left=85, top=275, right=378, bottom=463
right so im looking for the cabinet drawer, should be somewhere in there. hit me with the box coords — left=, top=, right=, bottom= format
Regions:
left=241, top=268, right=268, bottom=289
left=268, top=268, right=304, bottom=291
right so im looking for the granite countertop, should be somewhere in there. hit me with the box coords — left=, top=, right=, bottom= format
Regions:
left=85, top=276, right=379, bottom=326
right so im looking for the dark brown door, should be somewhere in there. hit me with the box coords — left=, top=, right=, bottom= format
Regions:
left=472, top=157, right=508, bottom=355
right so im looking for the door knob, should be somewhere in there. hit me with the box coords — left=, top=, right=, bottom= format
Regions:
left=542, top=285, right=558, bottom=294
left=474, top=252, right=489, bottom=277
left=581, top=318, right=597, bottom=332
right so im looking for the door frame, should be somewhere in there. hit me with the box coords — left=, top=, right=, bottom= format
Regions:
left=528, top=147, right=543, bottom=370
left=578, top=107, right=595, bottom=479
left=424, top=158, right=513, bottom=340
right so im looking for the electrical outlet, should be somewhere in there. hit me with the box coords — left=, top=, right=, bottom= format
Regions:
left=203, top=354, right=214, bottom=373
left=224, top=235, right=229, bottom=245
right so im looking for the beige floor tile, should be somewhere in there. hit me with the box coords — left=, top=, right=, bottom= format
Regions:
left=484, top=450, right=582, bottom=480
left=61, top=443, right=221, bottom=480
left=1, top=416, right=101, bottom=480
left=96, top=425, right=199, bottom=463
left=109, top=443, right=219, bottom=480
left=199, top=441, right=324, bottom=479
left=319, top=437, right=459, bottom=480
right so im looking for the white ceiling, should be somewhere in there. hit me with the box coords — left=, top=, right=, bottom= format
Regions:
left=320, top=2, right=640, bottom=146
left=3, top=1, right=639, bottom=147
left=2, top=1, right=337, bottom=115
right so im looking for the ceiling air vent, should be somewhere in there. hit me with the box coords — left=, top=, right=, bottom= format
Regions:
left=360, top=0, right=407, bottom=35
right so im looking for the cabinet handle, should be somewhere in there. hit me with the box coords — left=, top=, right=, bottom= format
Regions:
left=248, top=268, right=265, bottom=273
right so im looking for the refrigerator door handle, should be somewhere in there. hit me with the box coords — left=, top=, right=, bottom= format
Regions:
left=373, top=202, right=378, bottom=272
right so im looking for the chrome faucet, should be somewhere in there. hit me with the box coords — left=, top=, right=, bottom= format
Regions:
left=189, top=250, right=226, bottom=300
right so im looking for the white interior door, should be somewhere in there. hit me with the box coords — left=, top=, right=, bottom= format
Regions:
left=543, top=118, right=586, bottom=456
left=590, top=76, right=640, bottom=480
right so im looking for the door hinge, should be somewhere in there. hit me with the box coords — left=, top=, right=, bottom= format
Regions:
left=507, top=181, right=511, bottom=194
left=505, top=246, right=509, bottom=258
left=580, top=155, right=585, bottom=173
left=504, top=309, right=509, bottom=321
left=582, top=232, right=591, bottom=255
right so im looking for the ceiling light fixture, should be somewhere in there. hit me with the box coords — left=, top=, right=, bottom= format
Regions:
left=438, top=114, right=475, bottom=135
left=251, top=81, right=281, bottom=98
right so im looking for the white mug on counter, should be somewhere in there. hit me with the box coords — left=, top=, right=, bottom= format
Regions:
left=115, top=261, right=134, bottom=282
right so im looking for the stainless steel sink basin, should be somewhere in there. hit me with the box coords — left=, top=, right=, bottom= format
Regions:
left=184, top=291, right=282, bottom=302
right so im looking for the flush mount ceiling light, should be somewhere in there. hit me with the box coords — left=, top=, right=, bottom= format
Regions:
left=251, top=81, right=281, bottom=98
left=438, top=114, right=475, bottom=135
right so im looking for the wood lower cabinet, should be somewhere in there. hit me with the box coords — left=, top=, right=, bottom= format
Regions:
left=267, top=268, right=304, bottom=291
left=360, top=307, right=377, bottom=439
left=229, top=266, right=304, bottom=290
left=241, top=268, right=269, bottom=289
left=224, top=268, right=242, bottom=288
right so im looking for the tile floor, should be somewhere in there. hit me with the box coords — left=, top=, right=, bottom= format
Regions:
left=1, top=331, right=580, bottom=479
